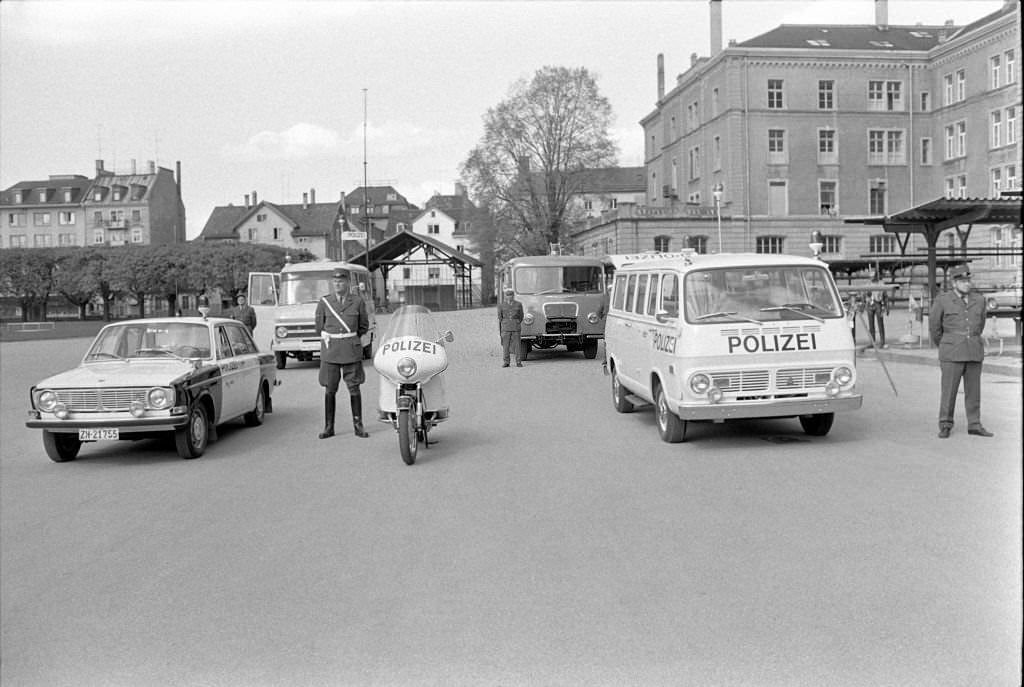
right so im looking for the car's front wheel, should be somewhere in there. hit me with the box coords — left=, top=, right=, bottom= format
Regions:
left=175, top=404, right=209, bottom=459
left=43, top=431, right=81, bottom=462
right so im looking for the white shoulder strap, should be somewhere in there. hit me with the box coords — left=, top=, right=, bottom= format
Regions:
left=321, top=297, right=352, bottom=333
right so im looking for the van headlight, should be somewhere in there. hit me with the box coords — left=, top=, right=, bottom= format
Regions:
left=689, top=374, right=711, bottom=394
left=523, top=312, right=535, bottom=325
left=587, top=311, right=600, bottom=324
left=832, top=366, right=854, bottom=387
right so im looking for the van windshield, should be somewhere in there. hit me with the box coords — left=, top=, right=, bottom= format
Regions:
left=514, top=266, right=603, bottom=295
left=684, top=265, right=843, bottom=323
left=280, top=271, right=368, bottom=305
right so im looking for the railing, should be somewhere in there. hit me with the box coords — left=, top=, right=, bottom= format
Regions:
left=4, top=321, right=56, bottom=332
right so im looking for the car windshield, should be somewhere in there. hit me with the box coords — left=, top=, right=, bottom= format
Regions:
left=85, top=322, right=213, bottom=360
left=514, top=266, right=603, bottom=295
left=379, top=304, right=444, bottom=343
left=684, top=265, right=843, bottom=323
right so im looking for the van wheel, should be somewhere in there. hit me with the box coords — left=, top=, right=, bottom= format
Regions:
left=655, top=385, right=688, bottom=443
left=611, top=369, right=635, bottom=413
left=275, top=351, right=287, bottom=369
left=799, top=412, right=834, bottom=436
left=583, top=340, right=599, bottom=359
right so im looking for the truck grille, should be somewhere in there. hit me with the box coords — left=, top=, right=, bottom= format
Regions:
left=56, top=388, right=148, bottom=412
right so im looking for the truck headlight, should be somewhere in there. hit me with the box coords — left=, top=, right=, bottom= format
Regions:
left=587, top=312, right=600, bottom=324
left=275, top=326, right=288, bottom=339
left=523, top=312, right=534, bottom=325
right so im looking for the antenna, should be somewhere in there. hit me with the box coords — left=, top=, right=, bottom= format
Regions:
left=362, top=87, right=374, bottom=305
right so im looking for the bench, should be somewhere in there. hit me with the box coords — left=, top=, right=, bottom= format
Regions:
left=4, top=321, right=56, bottom=332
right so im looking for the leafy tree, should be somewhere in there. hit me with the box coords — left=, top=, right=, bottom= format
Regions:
left=460, top=65, right=617, bottom=260
left=0, top=248, right=59, bottom=320
left=53, top=247, right=105, bottom=319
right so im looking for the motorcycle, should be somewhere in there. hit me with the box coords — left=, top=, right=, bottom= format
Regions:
left=372, top=305, right=454, bottom=465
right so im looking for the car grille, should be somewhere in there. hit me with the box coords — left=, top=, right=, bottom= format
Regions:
left=56, top=388, right=148, bottom=412
left=543, top=302, right=578, bottom=319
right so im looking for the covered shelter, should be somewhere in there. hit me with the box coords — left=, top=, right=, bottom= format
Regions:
left=347, top=229, right=483, bottom=311
left=845, top=197, right=1022, bottom=299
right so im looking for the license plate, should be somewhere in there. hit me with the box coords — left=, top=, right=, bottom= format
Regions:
left=79, top=428, right=119, bottom=441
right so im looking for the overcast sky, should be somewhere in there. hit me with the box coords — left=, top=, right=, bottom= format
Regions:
left=0, top=0, right=1006, bottom=239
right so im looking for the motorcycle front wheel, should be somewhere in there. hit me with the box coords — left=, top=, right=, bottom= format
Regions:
left=398, top=408, right=418, bottom=465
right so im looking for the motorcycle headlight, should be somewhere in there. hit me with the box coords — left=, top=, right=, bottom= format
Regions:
left=587, top=312, right=600, bottom=324
left=36, top=389, right=58, bottom=412
left=275, top=326, right=288, bottom=339
left=833, top=366, right=854, bottom=387
left=523, top=312, right=535, bottom=325
left=397, top=357, right=417, bottom=379
left=147, top=387, right=173, bottom=409
left=689, top=374, right=711, bottom=394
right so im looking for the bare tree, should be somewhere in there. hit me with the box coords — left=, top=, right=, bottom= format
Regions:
left=461, top=66, right=617, bottom=259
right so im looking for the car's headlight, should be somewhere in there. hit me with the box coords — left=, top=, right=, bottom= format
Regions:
left=147, top=387, right=173, bottom=409
left=523, top=312, right=535, bottom=325
left=275, top=326, right=288, bottom=339
left=36, top=389, right=58, bottom=412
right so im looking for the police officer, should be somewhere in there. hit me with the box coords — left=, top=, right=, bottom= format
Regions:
left=314, top=268, right=370, bottom=439
left=231, top=294, right=257, bottom=334
left=498, top=286, right=524, bottom=367
left=928, top=264, right=993, bottom=439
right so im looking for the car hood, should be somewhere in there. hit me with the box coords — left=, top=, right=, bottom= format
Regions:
left=34, top=360, right=198, bottom=389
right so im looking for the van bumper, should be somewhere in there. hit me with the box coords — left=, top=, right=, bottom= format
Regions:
left=675, top=394, right=862, bottom=421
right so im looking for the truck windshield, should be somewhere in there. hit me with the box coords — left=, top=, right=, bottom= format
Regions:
left=514, top=266, right=603, bottom=295
left=280, top=273, right=332, bottom=305
left=684, top=265, right=843, bottom=323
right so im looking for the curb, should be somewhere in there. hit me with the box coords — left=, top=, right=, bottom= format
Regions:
left=858, top=347, right=1022, bottom=377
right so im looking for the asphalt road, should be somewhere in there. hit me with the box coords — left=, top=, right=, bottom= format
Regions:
left=2, top=308, right=1021, bottom=687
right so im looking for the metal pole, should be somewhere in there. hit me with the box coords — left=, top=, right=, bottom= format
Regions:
left=362, top=88, right=374, bottom=306
left=716, top=198, right=722, bottom=253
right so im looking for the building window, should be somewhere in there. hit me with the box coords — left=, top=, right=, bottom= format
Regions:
left=920, top=138, right=932, bottom=165
left=112, top=188, right=122, bottom=201
left=767, top=180, right=787, bottom=216
left=13, top=191, right=23, bottom=203
left=945, top=177, right=956, bottom=199
left=688, top=235, right=708, bottom=254
left=10, top=234, right=27, bottom=248
left=33, top=234, right=51, bottom=247
left=63, top=189, right=73, bottom=202
left=768, top=129, right=786, bottom=164
left=711, top=88, right=719, bottom=116
left=818, top=80, right=834, bottom=110
left=38, top=189, right=47, bottom=202
left=1006, top=49, right=1016, bottom=84
left=7, top=212, right=26, bottom=226
left=818, top=129, right=837, bottom=164
left=943, top=73, right=954, bottom=106
left=956, top=175, right=967, bottom=199
left=93, top=211, right=102, bottom=225
left=33, top=212, right=51, bottom=226
left=991, top=168, right=1003, bottom=197
left=868, top=81, right=904, bottom=111
left=131, top=227, right=143, bottom=243
left=428, top=267, right=440, bottom=280
left=427, top=224, right=440, bottom=234
left=58, top=233, right=76, bottom=246
left=58, top=211, right=74, bottom=225
left=991, top=54, right=1002, bottom=89
left=819, top=180, right=838, bottom=215
left=756, top=236, right=784, bottom=254
left=868, top=129, right=905, bottom=165
left=955, top=69, right=965, bottom=102
left=920, top=91, right=930, bottom=112
left=1006, top=164, right=1018, bottom=191
left=869, top=180, right=887, bottom=215
left=956, top=121, right=966, bottom=157
left=248, top=227, right=256, bottom=241
left=869, top=234, right=896, bottom=254
left=1007, top=107, right=1017, bottom=144
left=822, top=235, right=842, bottom=254
left=608, top=198, right=618, bottom=210
left=767, top=79, right=784, bottom=109
left=654, top=235, right=671, bottom=252
left=688, top=146, right=701, bottom=180
left=93, top=229, right=104, bottom=244
left=131, top=209, right=141, bottom=222
left=713, top=136, right=721, bottom=170
left=257, top=213, right=266, bottom=222
left=273, top=227, right=282, bottom=240
left=403, top=268, right=411, bottom=279
left=991, top=110, right=1003, bottom=148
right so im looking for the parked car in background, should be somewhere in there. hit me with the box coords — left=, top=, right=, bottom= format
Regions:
left=984, top=283, right=1022, bottom=311
left=25, top=316, right=277, bottom=462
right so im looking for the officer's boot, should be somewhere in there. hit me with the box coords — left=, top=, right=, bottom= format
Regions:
left=351, top=390, right=369, bottom=438
left=318, top=393, right=336, bottom=439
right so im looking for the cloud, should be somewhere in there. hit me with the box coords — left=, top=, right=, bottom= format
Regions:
left=224, top=123, right=343, bottom=161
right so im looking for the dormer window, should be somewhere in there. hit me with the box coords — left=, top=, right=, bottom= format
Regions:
left=386, top=192, right=397, bottom=201
left=38, top=189, right=48, bottom=202
left=909, top=30, right=932, bottom=38
left=112, top=186, right=124, bottom=201
left=93, top=188, right=105, bottom=201
left=14, top=191, right=23, bottom=203
left=806, top=39, right=830, bottom=47
left=63, top=189, right=73, bottom=202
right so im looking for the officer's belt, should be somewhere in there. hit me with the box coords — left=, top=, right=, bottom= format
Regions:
left=322, top=331, right=357, bottom=340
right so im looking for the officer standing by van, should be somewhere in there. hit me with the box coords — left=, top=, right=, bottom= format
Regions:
left=498, top=286, right=524, bottom=367
left=928, top=264, right=993, bottom=439
left=315, top=268, right=370, bottom=439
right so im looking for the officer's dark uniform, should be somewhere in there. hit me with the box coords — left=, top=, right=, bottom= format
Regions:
left=498, top=289, right=524, bottom=367
left=928, top=265, right=992, bottom=438
left=314, top=269, right=370, bottom=438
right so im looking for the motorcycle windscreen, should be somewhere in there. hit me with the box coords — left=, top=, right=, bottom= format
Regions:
left=379, top=304, right=443, bottom=343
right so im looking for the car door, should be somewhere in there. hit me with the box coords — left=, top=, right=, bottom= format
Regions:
left=247, top=272, right=280, bottom=353
left=218, top=323, right=261, bottom=420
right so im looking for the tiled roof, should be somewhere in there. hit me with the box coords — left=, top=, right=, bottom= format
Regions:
left=197, top=205, right=249, bottom=240
left=1, top=176, right=92, bottom=206
left=344, top=186, right=417, bottom=210
left=738, top=24, right=960, bottom=51
left=197, top=200, right=342, bottom=240
left=576, top=166, right=645, bottom=194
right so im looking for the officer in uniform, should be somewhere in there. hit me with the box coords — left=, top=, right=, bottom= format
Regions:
left=497, top=286, right=524, bottom=367
left=314, top=268, right=370, bottom=439
left=231, top=294, right=257, bottom=334
left=928, top=264, right=993, bottom=439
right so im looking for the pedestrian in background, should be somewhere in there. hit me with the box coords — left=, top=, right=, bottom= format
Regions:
left=866, top=274, right=890, bottom=349
left=928, top=264, right=993, bottom=439
left=497, top=286, right=523, bottom=368
left=314, top=268, right=370, bottom=439
left=231, top=294, right=257, bottom=334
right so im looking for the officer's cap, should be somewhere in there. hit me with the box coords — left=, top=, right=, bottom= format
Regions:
left=949, top=265, right=972, bottom=281
left=503, top=287, right=514, bottom=294
left=332, top=268, right=351, bottom=280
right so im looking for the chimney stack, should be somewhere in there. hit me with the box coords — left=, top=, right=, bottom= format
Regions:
left=454, top=181, right=466, bottom=197
left=175, top=161, right=181, bottom=193
left=691, top=52, right=699, bottom=67
left=95, top=159, right=105, bottom=175
left=302, top=192, right=309, bottom=209
left=245, top=194, right=250, bottom=208
left=148, top=160, right=156, bottom=173
left=874, top=0, right=888, bottom=29
left=710, top=0, right=723, bottom=56
left=252, top=190, right=258, bottom=206
left=657, top=54, right=665, bottom=100
left=310, top=188, right=316, bottom=204
left=131, top=159, right=137, bottom=175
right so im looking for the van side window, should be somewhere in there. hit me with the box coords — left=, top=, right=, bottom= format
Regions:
left=612, top=274, right=628, bottom=310
left=661, top=273, right=679, bottom=317
left=647, top=274, right=661, bottom=315
left=625, top=274, right=638, bottom=312
left=634, top=274, right=649, bottom=314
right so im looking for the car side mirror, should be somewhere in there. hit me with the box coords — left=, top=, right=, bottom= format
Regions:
left=655, top=310, right=676, bottom=324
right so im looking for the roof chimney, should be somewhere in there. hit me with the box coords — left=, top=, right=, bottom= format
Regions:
left=455, top=181, right=466, bottom=197
left=302, top=192, right=309, bottom=209
left=310, top=188, right=316, bottom=204
left=245, top=194, right=250, bottom=208
left=657, top=54, right=665, bottom=99
left=131, top=159, right=137, bottom=175
left=874, top=0, right=888, bottom=29
left=252, top=190, right=258, bottom=206
left=148, top=160, right=156, bottom=173
left=95, top=159, right=105, bottom=175
left=709, top=0, right=723, bottom=56
left=175, top=161, right=181, bottom=193
left=690, top=52, right=699, bottom=67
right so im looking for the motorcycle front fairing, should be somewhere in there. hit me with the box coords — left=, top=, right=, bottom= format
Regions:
left=372, top=305, right=450, bottom=421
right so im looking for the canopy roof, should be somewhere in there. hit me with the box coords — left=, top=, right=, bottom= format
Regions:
left=346, top=229, right=482, bottom=271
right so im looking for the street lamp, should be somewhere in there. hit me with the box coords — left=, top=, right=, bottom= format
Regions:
left=712, top=183, right=724, bottom=253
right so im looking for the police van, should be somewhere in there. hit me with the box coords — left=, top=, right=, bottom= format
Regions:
left=604, top=251, right=861, bottom=442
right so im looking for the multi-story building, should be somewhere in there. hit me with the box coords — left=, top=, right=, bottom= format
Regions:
left=570, top=0, right=1021, bottom=285
left=197, top=189, right=348, bottom=259
left=1, top=159, right=185, bottom=249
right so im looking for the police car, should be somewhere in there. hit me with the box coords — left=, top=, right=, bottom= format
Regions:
left=25, top=315, right=277, bottom=461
